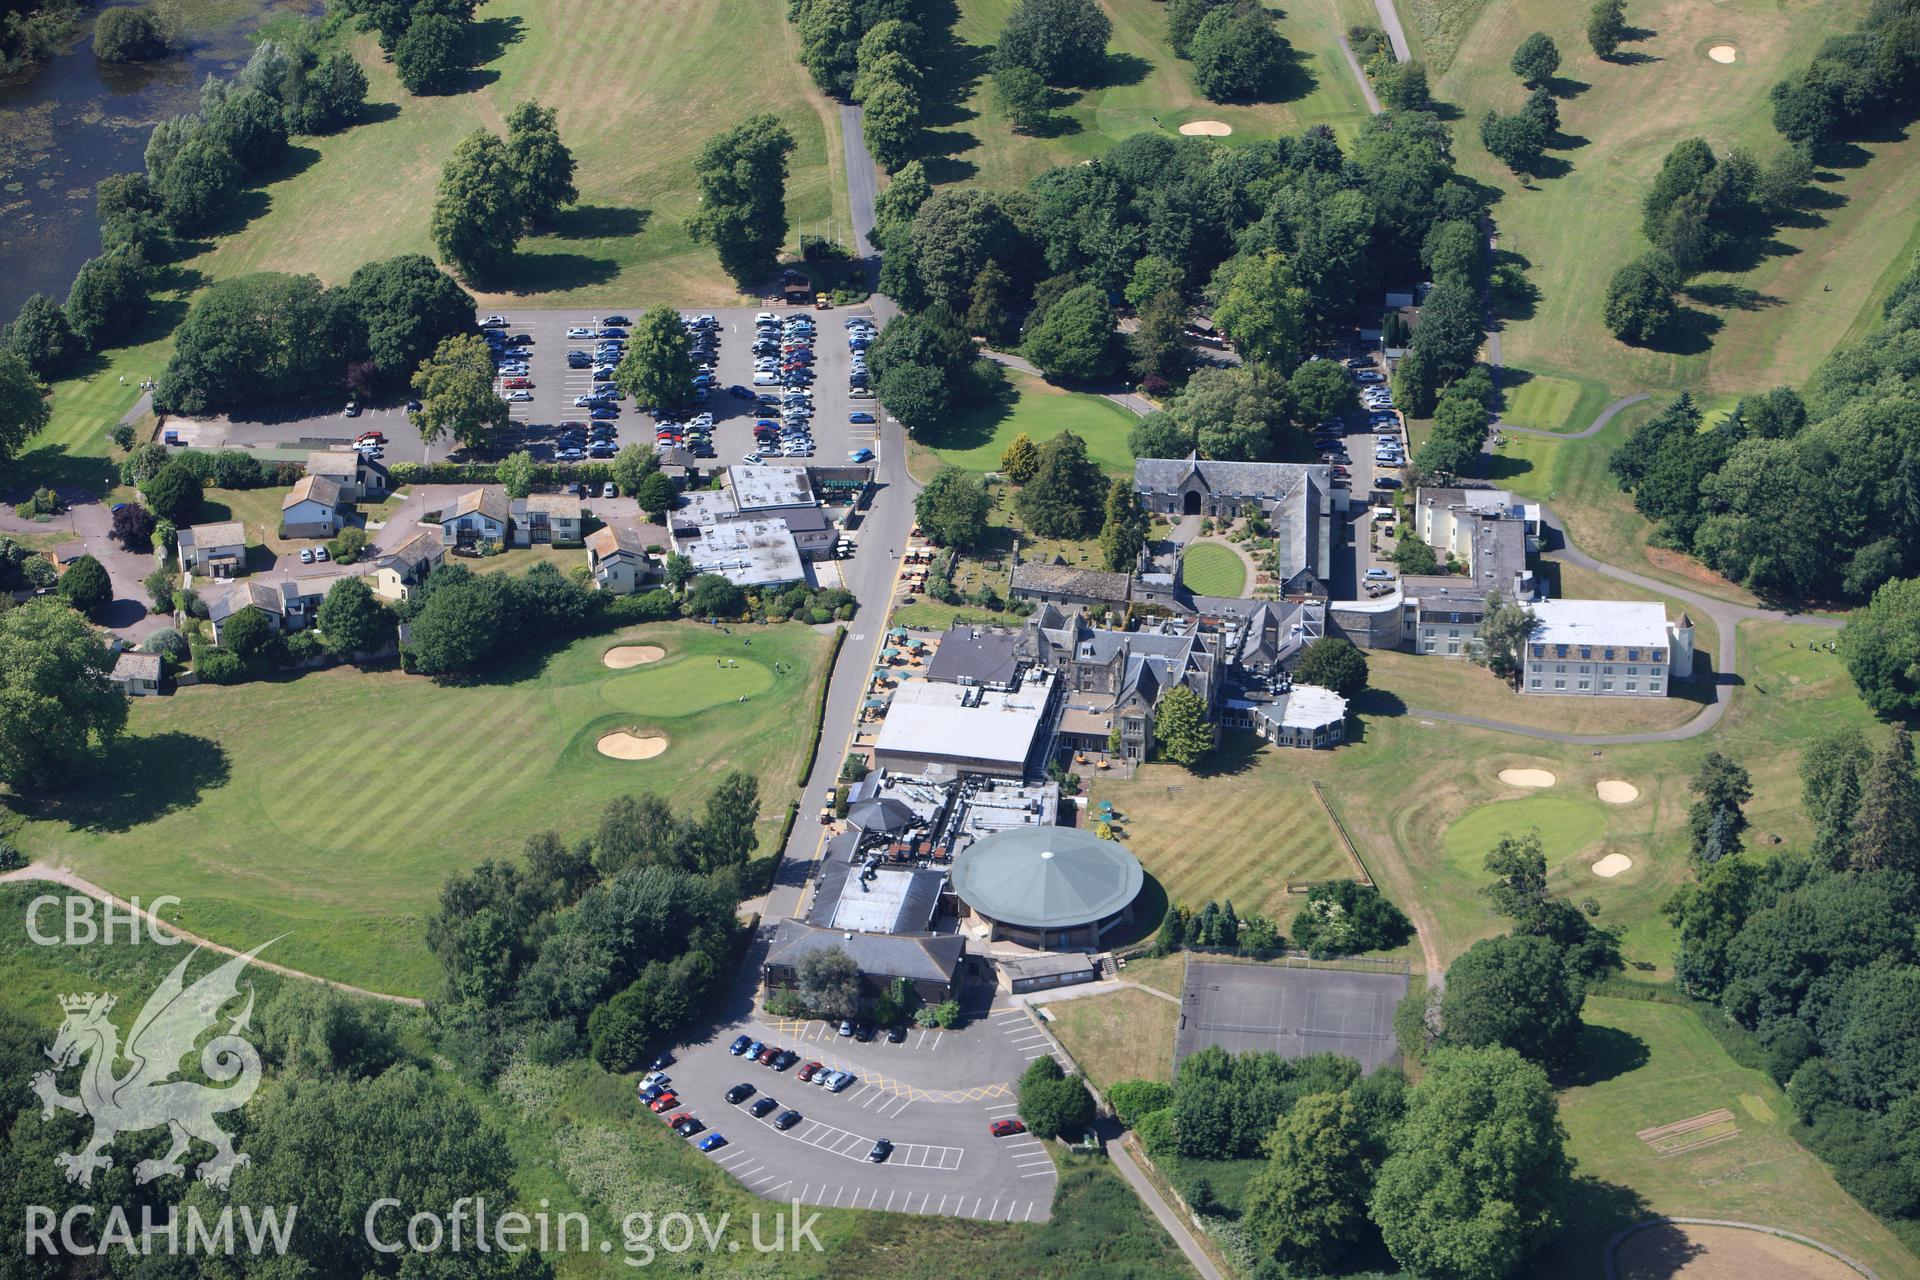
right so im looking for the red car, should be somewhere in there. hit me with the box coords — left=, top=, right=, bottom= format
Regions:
left=797, top=1061, right=823, bottom=1082
left=648, top=1092, right=678, bottom=1113
left=502, top=376, right=532, bottom=389
left=990, top=1119, right=1028, bottom=1137
left=355, top=431, right=386, bottom=445
left=757, top=1045, right=783, bottom=1065
left=666, top=1111, right=693, bottom=1128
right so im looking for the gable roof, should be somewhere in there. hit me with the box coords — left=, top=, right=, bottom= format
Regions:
left=1010, top=561, right=1132, bottom=603
left=181, top=520, right=247, bottom=550
left=377, top=529, right=443, bottom=573
left=282, top=474, right=345, bottom=511
left=446, top=488, right=509, bottom=525
left=519, top=493, right=583, bottom=518
left=586, top=521, right=654, bottom=561
left=765, top=919, right=966, bottom=984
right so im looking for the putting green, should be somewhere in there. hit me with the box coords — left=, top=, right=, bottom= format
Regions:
left=600, top=655, right=775, bottom=716
left=1503, top=376, right=1583, bottom=430
left=1442, top=795, right=1610, bottom=875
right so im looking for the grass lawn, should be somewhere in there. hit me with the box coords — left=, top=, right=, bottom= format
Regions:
left=887, top=600, right=1030, bottom=630
left=1542, top=996, right=1917, bottom=1278
left=3, top=622, right=832, bottom=997
left=1177, top=541, right=1246, bottom=597
left=928, top=0, right=1378, bottom=191
left=1436, top=0, right=1920, bottom=402
left=1045, top=988, right=1180, bottom=1087
left=906, top=371, right=1137, bottom=483
left=178, top=0, right=850, bottom=307
left=1087, top=735, right=1357, bottom=928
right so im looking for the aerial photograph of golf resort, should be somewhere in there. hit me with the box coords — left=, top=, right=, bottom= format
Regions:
left=2, top=0, right=1920, bottom=1275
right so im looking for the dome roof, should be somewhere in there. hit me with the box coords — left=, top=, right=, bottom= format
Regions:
left=950, top=827, right=1143, bottom=930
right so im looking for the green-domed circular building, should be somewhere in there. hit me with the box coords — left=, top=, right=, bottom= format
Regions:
left=950, top=826, right=1144, bottom=949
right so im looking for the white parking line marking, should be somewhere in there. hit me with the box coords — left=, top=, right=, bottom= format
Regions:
left=1022, top=1169, right=1056, bottom=1178
left=885, top=1189, right=896, bottom=1211
left=1026, top=1202, right=1036, bottom=1221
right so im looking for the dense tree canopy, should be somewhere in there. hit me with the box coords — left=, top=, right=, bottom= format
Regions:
left=93, top=5, right=170, bottom=62
left=504, top=99, right=576, bottom=225
left=1372, top=1046, right=1570, bottom=1279
left=0, top=599, right=129, bottom=792
left=614, top=308, right=698, bottom=413
left=1294, top=636, right=1368, bottom=698
left=411, top=332, right=508, bottom=454
left=341, top=253, right=476, bottom=385
left=1022, top=283, right=1115, bottom=381
left=1439, top=933, right=1585, bottom=1067
left=994, top=0, right=1112, bottom=85
left=156, top=271, right=347, bottom=413
left=687, top=114, right=796, bottom=283
left=432, top=129, right=524, bottom=282
left=1189, top=5, right=1288, bottom=103
left=914, top=466, right=992, bottom=548
left=1015, top=430, right=1106, bottom=537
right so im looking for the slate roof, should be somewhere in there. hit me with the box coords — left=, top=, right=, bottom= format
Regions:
left=446, top=488, right=510, bottom=524
left=378, top=529, right=442, bottom=573
left=282, top=474, right=344, bottom=511
left=925, top=624, right=1022, bottom=687
left=1010, top=561, right=1132, bottom=603
left=111, top=651, right=161, bottom=683
left=180, top=521, right=246, bottom=551
left=949, top=826, right=1143, bottom=929
left=765, top=919, right=965, bottom=984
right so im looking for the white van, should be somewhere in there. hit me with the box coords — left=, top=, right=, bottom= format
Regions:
left=752, top=371, right=781, bottom=386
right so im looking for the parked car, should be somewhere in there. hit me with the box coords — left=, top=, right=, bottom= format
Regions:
left=849, top=448, right=874, bottom=463
left=867, top=1139, right=893, bottom=1163
left=774, top=1109, right=803, bottom=1131
left=649, top=1052, right=674, bottom=1072
left=849, top=412, right=876, bottom=425
left=674, top=1116, right=705, bottom=1138
left=344, top=402, right=361, bottom=418
left=757, top=1046, right=781, bottom=1066
left=990, top=1119, right=1028, bottom=1137
left=299, top=547, right=314, bottom=564
left=356, top=431, right=386, bottom=445
left=772, top=1050, right=799, bottom=1071
left=1365, top=567, right=1394, bottom=581
left=749, top=1097, right=778, bottom=1118
left=567, top=326, right=594, bottom=338
left=726, top=1083, right=755, bottom=1104
left=797, top=1061, right=822, bottom=1083
left=647, top=1093, right=678, bottom=1113
left=826, top=1070, right=855, bottom=1091
left=887, top=1024, right=906, bottom=1043
left=602, top=314, right=631, bottom=326
left=482, top=315, right=509, bottom=328
left=697, top=1132, right=727, bottom=1152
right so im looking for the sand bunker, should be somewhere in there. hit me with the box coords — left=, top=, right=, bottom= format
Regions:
left=602, top=644, right=666, bottom=669
left=1498, top=768, right=1557, bottom=788
left=1179, top=119, right=1233, bottom=136
left=1598, top=780, right=1640, bottom=804
left=1593, top=853, right=1634, bottom=878
left=1708, top=44, right=1738, bottom=63
left=597, top=731, right=668, bottom=760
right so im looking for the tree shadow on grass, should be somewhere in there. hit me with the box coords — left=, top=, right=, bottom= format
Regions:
left=1104, top=873, right=1169, bottom=947
left=1645, top=306, right=1722, bottom=355
left=1545, top=75, right=1590, bottom=99
left=34, top=731, right=231, bottom=833
left=545, top=204, right=649, bottom=240
left=1540, top=1176, right=1655, bottom=1275
left=1195, top=728, right=1265, bottom=779
left=1484, top=450, right=1537, bottom=483
left=491, top=251, right=621, bottom=294
left=467, top=13, right=525, bottom=68
left=1559, top=1022, right=1651, bottom=1087
left=1089, top=50, right=1151, bottom=91
left=1682, top=282, right=1783, bottom=312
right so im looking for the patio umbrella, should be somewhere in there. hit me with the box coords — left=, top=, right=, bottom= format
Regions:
left=847, top=797, right=914, bottom=833
left=889, top=627, right=908, bottom=638
left=882, top=647, right=901, bottom=657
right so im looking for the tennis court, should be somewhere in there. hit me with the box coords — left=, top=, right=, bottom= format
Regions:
left=1174, top=959, right=1408, bottom=1074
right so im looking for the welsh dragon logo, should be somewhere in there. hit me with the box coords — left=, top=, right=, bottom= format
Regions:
left=31, top=942, right=272, bottom=1190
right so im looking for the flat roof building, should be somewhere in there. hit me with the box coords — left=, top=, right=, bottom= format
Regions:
left=1522, top=600, right=1690, bottom=698
left=872, top=671, right=1057, bottom=780
left=676, top=519, right=805, bottom=589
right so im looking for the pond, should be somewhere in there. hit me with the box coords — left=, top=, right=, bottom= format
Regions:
left=0, top=0, right=316, bottom=322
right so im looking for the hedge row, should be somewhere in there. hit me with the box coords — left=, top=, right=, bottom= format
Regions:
left=795, top=624, right=848, bottom=785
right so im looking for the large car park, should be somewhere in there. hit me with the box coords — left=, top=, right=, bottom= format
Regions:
left=475, top=307, right=879, bottom=469
left=661, top=997, right=1061, bottom=1223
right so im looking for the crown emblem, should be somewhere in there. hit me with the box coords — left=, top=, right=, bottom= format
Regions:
left=59, top=992, right=115, bottom=1017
